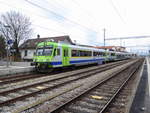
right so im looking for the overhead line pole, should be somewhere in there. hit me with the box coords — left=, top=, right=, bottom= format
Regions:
left=103, top=28, right=106, bottom=47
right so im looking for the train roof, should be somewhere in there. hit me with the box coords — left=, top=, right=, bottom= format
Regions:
left=68, top=44, right=106, bottom=52
left=37, top=41, right=106, bottom=52
left=37, top=41, right=134, bottom=55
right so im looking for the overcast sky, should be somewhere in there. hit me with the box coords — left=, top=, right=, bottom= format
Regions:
left=0, top=0, right=150, bottom=54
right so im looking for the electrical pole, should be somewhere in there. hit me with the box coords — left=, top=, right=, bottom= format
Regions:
left=103, top=28, right=106, bottom=47
left=103, top=28, right=107, bottom=64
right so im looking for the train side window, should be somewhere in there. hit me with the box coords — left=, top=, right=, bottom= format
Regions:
left=93, top=51, right=96, bottom=56
left=96, top=52, right=99, bottom=56
left=83, top=51, right=86, bottom=56
left=99, top=52, right=103, bottom=56
left=77, top=50, right=80, bottom=56
left=72, top=50, right=92, bottom=57
left=94, top=52, right=96, bottom=56
left=72, top=50, right=77, bottom=56
left=88, top=51, right=91, bottom=56
left=57, top=49, right=60, bottom=55
left=87, top=51, right=90, bottom=56
left=98, top=52, right=101, bottom=56
left=94, top=52, right=98, bottom=56
left=88, top=51, right=92, bottom=56
left=84, top=51, right=87, bottom=56
left=53, top=48, right=56, bottom=56
left=80, top=51, right=84, bottom=56
left=111, top=53, right=115, bottom=56
left=96, top=52, right=98, bottom=56
left=102, top=52, right=106, bottom=56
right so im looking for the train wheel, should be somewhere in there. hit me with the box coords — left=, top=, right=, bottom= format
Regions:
left=35, top=65, right=53, bottom=73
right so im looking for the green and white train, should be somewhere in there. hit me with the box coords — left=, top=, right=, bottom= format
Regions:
left=32, top=41, right=135, bottom=72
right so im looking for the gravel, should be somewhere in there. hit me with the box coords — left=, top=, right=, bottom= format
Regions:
left=0, top=60, right=137, bottom=113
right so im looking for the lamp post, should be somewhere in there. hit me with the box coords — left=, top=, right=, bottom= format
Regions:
left=4, top=25, right=11, bottom=67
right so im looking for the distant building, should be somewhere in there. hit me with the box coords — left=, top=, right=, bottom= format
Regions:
left=95, top=46, right=126, bottom=52
left=19, top=35, right=74, bottom=61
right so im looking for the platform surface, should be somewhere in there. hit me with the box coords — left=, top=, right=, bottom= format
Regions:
left=146, top=57, right=150, bottom=96
left=130, top=58, right=150, bottom=113
left=0, top=65, right=34, bottom=76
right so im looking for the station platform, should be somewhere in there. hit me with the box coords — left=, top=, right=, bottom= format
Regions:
left=0, top=65, right=34, bottom=76
left=130, top=57, right=150, bottom=113
left=147, top=57, right=150, bottom=97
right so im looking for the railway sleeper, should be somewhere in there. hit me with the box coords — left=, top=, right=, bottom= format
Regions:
left=91, top=91, right=114, bottom=96
left=66, top=105, right=97, bottom=113
left=80, top=97, right=107, bottom=105
left=73, top=101, right=101, bottom=110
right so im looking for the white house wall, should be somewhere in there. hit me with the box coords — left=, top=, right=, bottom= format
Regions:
left=21, top=49, right=36, bottom=60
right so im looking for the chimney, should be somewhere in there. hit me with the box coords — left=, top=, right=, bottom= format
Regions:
left=37, top=34, right=40, bottom=39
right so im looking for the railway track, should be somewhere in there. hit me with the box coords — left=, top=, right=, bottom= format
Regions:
left=104, top=64, right=142, bottom=113
left=0, top=60, right=133, bottom=107
left=47, top=59, right=143, bottom=113
left=0, top=60, right=131, bottom=86
left=0, top=60, right=132, bottom=88
left=0, top=59, right=140, bottom=113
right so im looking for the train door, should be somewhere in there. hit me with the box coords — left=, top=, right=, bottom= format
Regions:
left=104, top=50, right=109, bottom=62
left=52, top=47, right=61, bottom=66
left=62, top=46, right=70, bottom=66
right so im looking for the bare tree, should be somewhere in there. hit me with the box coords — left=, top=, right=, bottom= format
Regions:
left=0, top=35, right=6, bottom=59
left=0, top=11, right=32, bottom=60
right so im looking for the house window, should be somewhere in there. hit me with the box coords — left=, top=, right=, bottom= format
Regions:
left=25, top=50, right=28, bottom=56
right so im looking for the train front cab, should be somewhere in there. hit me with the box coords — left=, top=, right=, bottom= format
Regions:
left=33, top=42, right=71, bottom=72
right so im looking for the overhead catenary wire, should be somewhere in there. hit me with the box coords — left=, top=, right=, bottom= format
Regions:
left=25, top=0, right=99, bottom=33
left=0, top=1, right=68, bottom=35
left=66, top=0, right=98, bottom=28
left=32, top=24, right=67, bottom=34
left=108, top=0, right=126, bottom=24
left=0, top=1, right=95, bottom=43
left=45, top=0, right=102, bottom=35
left=0, top=0, right=102, bottom=45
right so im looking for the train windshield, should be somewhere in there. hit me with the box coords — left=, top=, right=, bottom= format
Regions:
left=36, top=46, right=53, bottom=56
left=36, top=48, right=43, bottom=56
left=43, top=47, right=53, bottom=55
